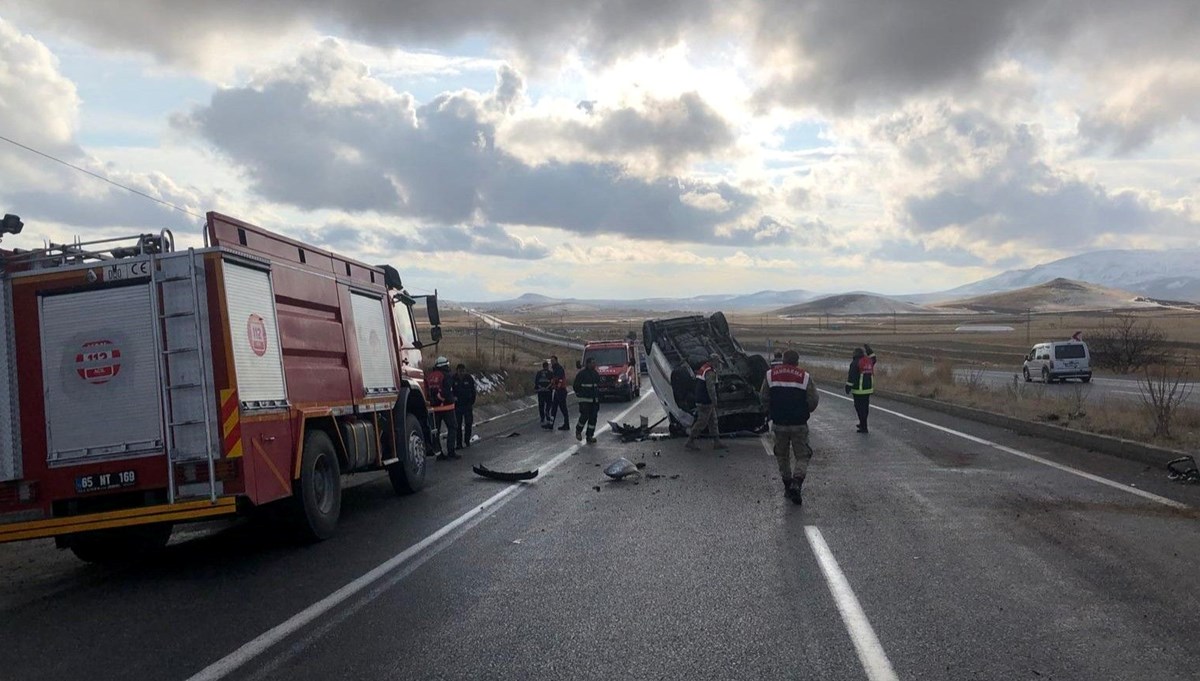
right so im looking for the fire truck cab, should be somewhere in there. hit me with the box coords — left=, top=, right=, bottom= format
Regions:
left=0, top=212, right=442, bottom=561
left=581, top=339, right=641, bottom=401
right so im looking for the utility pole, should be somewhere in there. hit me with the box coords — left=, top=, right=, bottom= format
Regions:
left=1026, top=308, right=1031, bottom=345
left=492, top=328, right=497, bottom=361
left=474, top=320, right=479, bottom=358
left=893, top=310, right=897, bottom=335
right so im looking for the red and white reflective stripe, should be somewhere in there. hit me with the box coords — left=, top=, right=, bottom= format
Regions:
left=768, top=366, right=810, bottom=389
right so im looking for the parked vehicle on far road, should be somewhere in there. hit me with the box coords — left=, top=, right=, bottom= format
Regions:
left=1023, top=340, right=1092, bottom=383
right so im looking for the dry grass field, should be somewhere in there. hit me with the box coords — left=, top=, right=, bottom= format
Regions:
left=420, top=308, right=580, bottom=405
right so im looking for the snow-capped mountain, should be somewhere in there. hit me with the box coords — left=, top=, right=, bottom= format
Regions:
left=934, top=249, right=1200, bottom=302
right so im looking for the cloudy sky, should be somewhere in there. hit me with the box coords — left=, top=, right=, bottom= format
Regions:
left=1, top=2, right=1197, bottom=300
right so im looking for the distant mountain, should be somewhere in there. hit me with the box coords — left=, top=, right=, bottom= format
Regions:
left=776, top=293, right=931, bottom=316
left=932, top=249, right=1200, bottom=302
left=939, top=278, right=1162, bottom=313
left=464, top=289, right=815, bottom=313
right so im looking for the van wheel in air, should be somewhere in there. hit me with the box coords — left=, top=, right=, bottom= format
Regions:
left=1023, top=368, right=1031, bottom=383
left=388, top=412, right=427, bottom=495
left=1041, top=368, right=1051, bottom=384
left=289, top=430, right=342, bottom=542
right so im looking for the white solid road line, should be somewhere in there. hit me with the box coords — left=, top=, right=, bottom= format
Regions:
left=186, top=390, right=656, bottom=681
left=818, top=389, right=1188, bottom=510
left=805, top=526, right=900, bottom=681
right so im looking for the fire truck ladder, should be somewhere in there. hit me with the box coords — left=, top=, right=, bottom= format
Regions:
left=149, top=248, right=218, bottom=504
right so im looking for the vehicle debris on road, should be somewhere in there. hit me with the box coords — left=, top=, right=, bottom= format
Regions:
left=603, top=458, right=646, bottom=480
left=1167, top=456, right=1198, bottom=483
left=473, top=464, right=539, bottom=482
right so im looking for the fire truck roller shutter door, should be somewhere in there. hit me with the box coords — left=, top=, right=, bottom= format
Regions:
left=222, top=262, right=286, bottom=406
left=349, top=292, right=397, bottom=394
left=40, top=285, right=163, bottom=462
left=0, top=275, right=19, bottom=481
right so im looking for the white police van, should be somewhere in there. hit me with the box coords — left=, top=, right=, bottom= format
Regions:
left=1023, top=337, right=1092, bottom=383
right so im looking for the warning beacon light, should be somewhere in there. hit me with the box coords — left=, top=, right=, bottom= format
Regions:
left=1, top=213, right=22, bottom=237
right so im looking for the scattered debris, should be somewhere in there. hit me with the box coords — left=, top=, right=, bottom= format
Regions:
left=1167, top=456, right=1199, bottom=483
left=604, top=457, right=642, bottom=480
left=645, top=473, right=662, bottom=480
left=608, top=416, right=668, bottom=442
left=506, top=432, right=521, bottom=438
left=512, top=539, right=523, bottom=545
left=470, top=434, right=481, bottom=443
left=473, top=464, right=539, bottom=482
left=669, top=474, right=680, bottom=480
left=592, top=485, right=601, bottom=492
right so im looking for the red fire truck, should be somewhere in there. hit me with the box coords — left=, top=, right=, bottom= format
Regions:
left=0, top=212, right=442, bottom=561
left=581, top=339, right=642, bottom=401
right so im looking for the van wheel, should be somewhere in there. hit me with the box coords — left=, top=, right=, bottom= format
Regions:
left=288, top=430, right=341, bottom=542
left=65, top=523, right=173, bottom=564
left=1023, top=368, right=1032, bottom=383
left=388, top=412, right=427, bottom=495
left=1041, top=368, right=1051, bottom=384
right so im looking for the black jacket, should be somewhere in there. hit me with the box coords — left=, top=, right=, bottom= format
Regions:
left=451, top=373, right=477, bottom=407
left=534, top=369, right=553, bottom=393
left=573, top=367, right=601, bottom=403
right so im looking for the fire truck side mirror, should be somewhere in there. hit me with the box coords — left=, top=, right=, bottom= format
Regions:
left=426, top=292, right=441, bottom=327
left=1, top=214, right=23, bottom=235
left=429, top=326, right=442, bottom=344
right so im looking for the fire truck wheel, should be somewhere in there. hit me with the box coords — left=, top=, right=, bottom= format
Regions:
left=290, top=430, right=342, bottom=541
left=388, top=412, right=427, bottom=495
left=65, top=522, right=173, bottom=564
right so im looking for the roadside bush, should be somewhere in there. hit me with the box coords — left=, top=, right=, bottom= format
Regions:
left=1090, top=315, right=1166, bottom=374
left=1139, top=363, right=1195, bottom=438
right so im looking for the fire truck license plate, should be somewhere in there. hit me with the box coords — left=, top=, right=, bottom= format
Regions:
left=75, top=470, right=137, bottom=493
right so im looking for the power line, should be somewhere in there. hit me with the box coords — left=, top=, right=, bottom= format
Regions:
left=0, top=133, right=204, bottom=220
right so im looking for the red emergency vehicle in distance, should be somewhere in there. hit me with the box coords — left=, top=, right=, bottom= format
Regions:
left=0, top=212, right=442, bottom=561
left=580, top=339, right=642, bottom=401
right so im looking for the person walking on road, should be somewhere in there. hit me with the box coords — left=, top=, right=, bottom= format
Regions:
left=544, top=355, right=571, bottom=431
left=427, top=356, right=459, bottom=459
left=761, top=350, right=819, bottom=505
left=845, top=343, right=877, bottom=433
left=452, top=363, right=477, bottom=449
left=534, top=361, right=553, bottom=426
left=573, top=357, right=602, bottom=444
left=686, top=352, right=727, bottom=450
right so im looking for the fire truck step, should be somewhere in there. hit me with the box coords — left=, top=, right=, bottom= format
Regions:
left=159, top=311, right=197, bottom=319
left=162, top=347, right=200, bottom=355
left=156, top=275, right=194, bottom=282
left=169, top=419, right=205, bottom=427
left=166, top=382, right=202, bottom=390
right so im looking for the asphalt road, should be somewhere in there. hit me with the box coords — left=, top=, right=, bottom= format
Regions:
left=2, top=388, right=1198, bottom=680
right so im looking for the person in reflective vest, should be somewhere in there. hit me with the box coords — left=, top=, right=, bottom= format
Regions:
left=427, top=356, right=459, bottom=459
left=573, top=357, right=602, bottom=444
left=844, top=344, right=877, bottom=433
left=543, top=355, right=571, bottom=431
left=686, top=352, right=727, bottom=450
left=761, top=349, right=819, bottom=504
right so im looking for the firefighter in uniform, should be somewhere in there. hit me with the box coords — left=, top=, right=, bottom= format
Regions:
left=845, top=344, right=877, bottom=433
left=534, top=361, right=553, bottom=426
left=685, top=352, right=727, bottom=450
left=452, top=363, right=477, bottom=449
left=573, top=356, right=602, bottom=444
left=427, top=356, right=459, bottom=459
left=544, top=355, right=570, bottom=431
left=761, top=349, right=819, bottom=504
